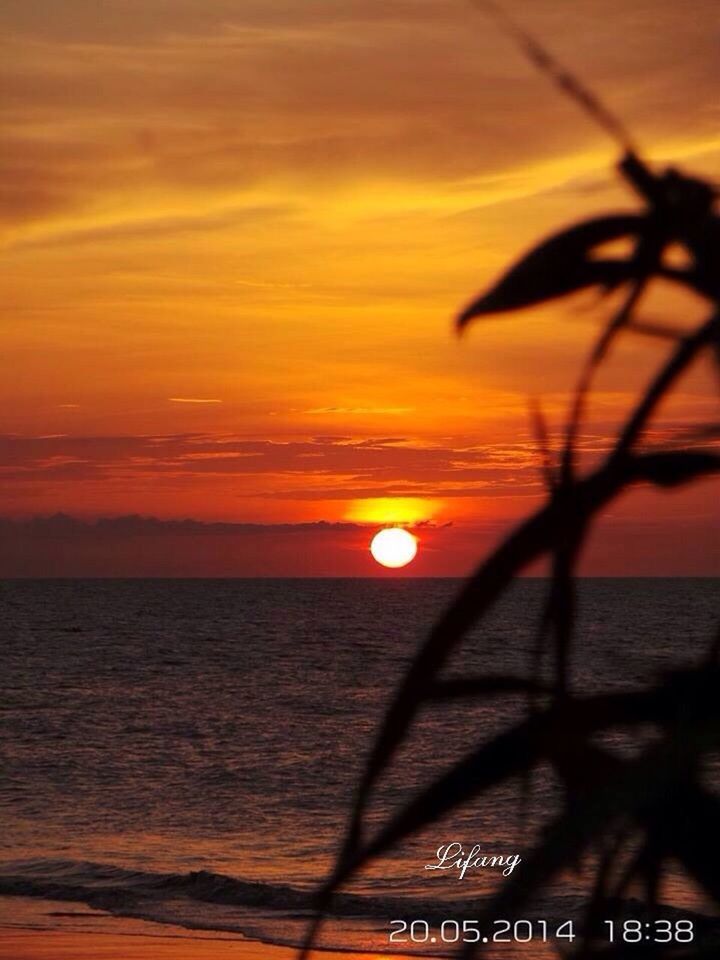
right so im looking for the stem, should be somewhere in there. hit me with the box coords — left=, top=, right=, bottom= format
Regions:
left=613, top=310, right=720, bottom=461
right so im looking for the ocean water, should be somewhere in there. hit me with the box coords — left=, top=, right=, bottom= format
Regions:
left=1, top=578, right=718, bottom=955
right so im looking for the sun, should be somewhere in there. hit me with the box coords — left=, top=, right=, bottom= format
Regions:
left=370, top=527, right=418, bottom=569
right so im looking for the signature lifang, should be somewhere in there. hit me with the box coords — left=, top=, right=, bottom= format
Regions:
left=425, top=842, right=522, bottom=879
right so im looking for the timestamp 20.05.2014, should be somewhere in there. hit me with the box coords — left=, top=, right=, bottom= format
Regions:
left=388, top=918, right=695, bottom=945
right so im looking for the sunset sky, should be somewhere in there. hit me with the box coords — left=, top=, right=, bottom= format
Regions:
left=2, top=0, right=719, bottom=575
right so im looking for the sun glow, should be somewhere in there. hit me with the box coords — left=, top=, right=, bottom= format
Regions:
left=347, top=498, right=439, bottom=525
left=370, top=527, right=418, bottom=569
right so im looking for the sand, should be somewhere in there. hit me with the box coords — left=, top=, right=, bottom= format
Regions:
left=0, top=930, right=279, bottom=960
left=0, top=898, right=386, bottom=960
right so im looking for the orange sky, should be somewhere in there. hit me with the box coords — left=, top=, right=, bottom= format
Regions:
left=1, top=0, right=719, bottom=574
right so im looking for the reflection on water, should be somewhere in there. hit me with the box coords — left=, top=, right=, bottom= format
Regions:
left=1, top=578, right=717, bottom=953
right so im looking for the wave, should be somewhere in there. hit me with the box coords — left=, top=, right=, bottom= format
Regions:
left=0, top=858, right=503, bottom=952
left=2, top=859, right=718, bottom=954
left=0, top=858, right=460, bottom=917
left=0, top=860, right=428, bottom=917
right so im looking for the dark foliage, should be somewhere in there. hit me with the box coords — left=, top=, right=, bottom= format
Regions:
left=300, top=142, right=720, bottom=959
left=300, top=9, right=720, bottom=949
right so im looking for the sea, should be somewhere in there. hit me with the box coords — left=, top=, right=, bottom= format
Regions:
left=1, top=578, right=718, bottom=956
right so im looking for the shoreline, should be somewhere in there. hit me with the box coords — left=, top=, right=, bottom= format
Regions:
left=0, top=898, right=261, bottom=960
left=0, top=928, right=405, bottom=960
left=0, top=898, right=414, bottom=960
left=0, top=929, right=314, bottom=960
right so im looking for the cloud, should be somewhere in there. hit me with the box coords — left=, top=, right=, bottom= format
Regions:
left=168, top=397, right=223, bottom=404
left=1, top=507, right=717, bottom=577
left=0, top=512, right=457, bottom=576
left=306, top=406, right=414, bottom=415
left=0, top=513, right=366, bottom=537
left=0, top=432, right=545, bottom=498
left=3, top=0, right=718, bottom=240
left=10, top=203, right=297, bottom=250
left=3, top=419, right=712, bottom=505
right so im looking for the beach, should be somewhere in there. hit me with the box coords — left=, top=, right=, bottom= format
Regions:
left=2, top=929, right=273, bottom=960
left=0, top=896, right=269, bottom=960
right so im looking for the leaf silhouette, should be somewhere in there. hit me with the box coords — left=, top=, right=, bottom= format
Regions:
left=457, top=214, right=647, bottom=328
left=461, top=738, right=718, bottom=959
left=328, top=721, right=544, bottom=892
left=328, top=689, right=663, bottom=891
left=630, top=450, right=720, bottom=488
left=646, top=786, right=720, bottom=903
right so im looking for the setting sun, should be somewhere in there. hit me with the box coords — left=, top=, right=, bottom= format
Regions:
left=370, top=528, right=418, bottom=569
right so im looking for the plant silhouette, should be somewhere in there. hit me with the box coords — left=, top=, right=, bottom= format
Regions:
left=301, top=15, right=720, bottom=960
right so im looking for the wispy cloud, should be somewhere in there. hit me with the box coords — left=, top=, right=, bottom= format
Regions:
left=168, top=397, right=222, bottom=404
left=306, top=406, right=414, bottom=415
left=0, top=432, right=548, bottom=504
